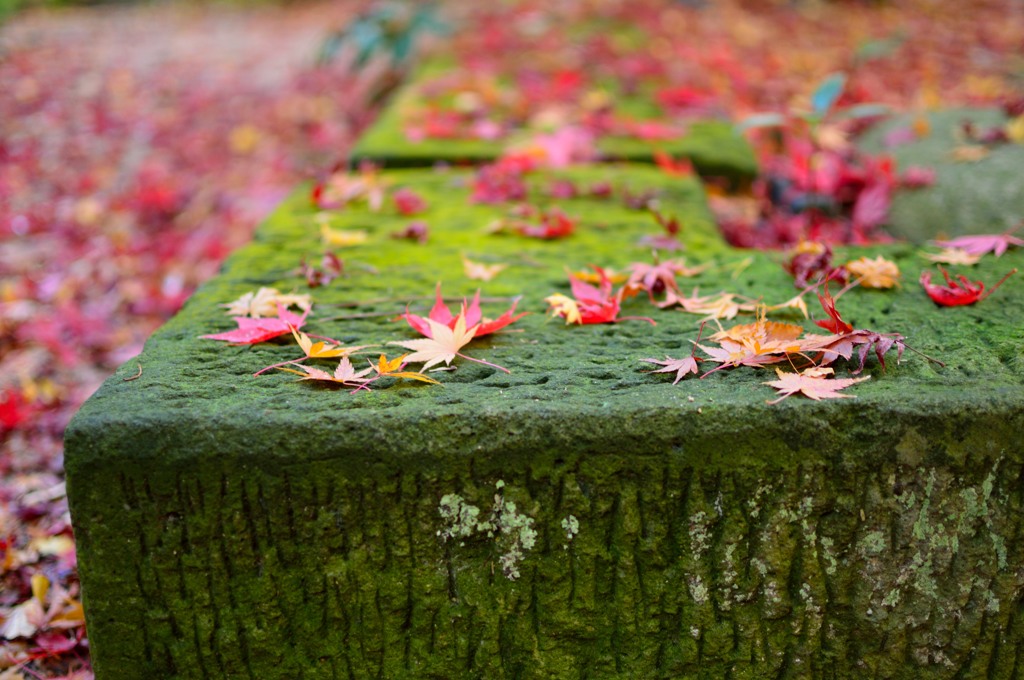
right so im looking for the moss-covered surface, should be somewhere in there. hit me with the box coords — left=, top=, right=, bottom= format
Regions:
left=859, top=108, right=1024, bottom=243
left=67, top=165, right=1024, bottom=678
left=352, top=83, right=758, bottom=187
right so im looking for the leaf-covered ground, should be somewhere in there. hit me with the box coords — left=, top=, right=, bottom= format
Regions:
left=2, top=0, right=1022, bottom=676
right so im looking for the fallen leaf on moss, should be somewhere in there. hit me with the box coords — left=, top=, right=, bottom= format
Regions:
left=764, top=368, right=869, bottom=404
left=202, top=305, right=308, bottom=345
left=949, top=145, right=990, bottom=163
left=401, top=284, right=526, bottom=339
left=320, top=223, right=368, bottom=248
left=846, top=255, right=900, bottom=289
left=221, top=287, right=311, bottom=318
left=391, top=314, right=509, bottom=373
left=711, top=318, right=805, bottom=347
left=312, top=165, right=389, bottom=211
left=546, top=268, right=654, bottom=325
left=930, top=231, right=1024, bottom=257
left=369, top=354, right=441, bottom=385
left=393, top=187, right=428, bottom=215
left=626, top=257, right=706, bottom=302
left=642, top=355, right=701, bottom=384
left=920, top=266, right=1017, bottom=306
left=463, top=256, right=508, bottom=281
left=660, top=289, right=750, bottom=320
left=921, top=248, right=982, bottom=266
left=280, top=357, right=374, bottom=388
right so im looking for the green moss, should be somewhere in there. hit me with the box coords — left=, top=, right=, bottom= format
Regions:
left=858, top=107, right=1024, bottom=243
left=66, top=164, right=1024, bottom=678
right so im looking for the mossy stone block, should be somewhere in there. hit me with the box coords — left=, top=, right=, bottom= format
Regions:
left=353, top=83, right=758, bottom=186
left=859, top=108, right=1024, bottom=243
left=67, top=165, right=1024, bottom=678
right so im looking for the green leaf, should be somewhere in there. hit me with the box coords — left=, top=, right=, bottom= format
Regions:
left=811, top=73, right=847, bottom=116
left=736, top=113, right=786, bottom=131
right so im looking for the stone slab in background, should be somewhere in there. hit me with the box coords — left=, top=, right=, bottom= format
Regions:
left=352, top=52, right=761, bottom=187
left=860, top=108, right=1024, bottom=243
left=67, top=164, right=1024, bottom=678
left=352, top=82, right=758, bottom=186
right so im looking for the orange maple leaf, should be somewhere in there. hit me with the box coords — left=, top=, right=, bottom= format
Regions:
left=370, top=354, right=441, bottom=385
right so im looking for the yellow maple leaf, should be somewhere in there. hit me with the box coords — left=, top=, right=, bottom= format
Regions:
left=949, top=145, right=989, bottom=163
left=1006, top=115, right=1024, bottom=145
left=544, top=293, right=582, bottom=325
left=921, top=247, right=982, bottom=266
left=765, top=293, right=809, bottom=318
left=569, top=267, right=628, bottom=284
left=669, top=290, right=751, bottom=320
left=463, top=256, right=508, bottom=282
left=222, top=287, right=311, bottom=317
left=290, top=327, right=365, bottom=359
left=846, top=255, right=900, bottom=289
left=371, top=353, right=441, bottom=385
left=320, top=223, right=368, bottom=248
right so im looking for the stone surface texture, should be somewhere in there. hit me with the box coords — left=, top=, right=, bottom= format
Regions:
left=67, top=165, right=1024, bottom=678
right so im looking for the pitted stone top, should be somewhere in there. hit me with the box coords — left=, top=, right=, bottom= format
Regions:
left=68, top=164, right=1024, bottom=472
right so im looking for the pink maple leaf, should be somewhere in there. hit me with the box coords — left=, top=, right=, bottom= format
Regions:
left=931, top=231, right=1024, bottom=257
left=202, top=304, right=308, bottom=345
left=393, top=187, right=427, bottom=216
left=642, top=355, right=701, bottom=384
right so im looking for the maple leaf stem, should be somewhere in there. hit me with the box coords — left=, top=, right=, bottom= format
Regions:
left=456, top=353, right=511, bottom=374
left=306, top=332, right=344, bottom=344
left=690, top=321, right=707, bottom=358
left=832, top=276, right=863, bottom=301
left=977, top=268, right=1018, bottom=302
left=254, top=358, right=304, bottom=377
left=900, top=340, right=947, bottom=368
left=618, top=315, right=657, bottom=325
left=348, top=380, right=378, bottom=395
left=699, top=362, right=731, bottom=379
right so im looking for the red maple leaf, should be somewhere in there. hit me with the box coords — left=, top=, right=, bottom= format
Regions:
left=546, top=267, right=655, bottom=325
left=201, top=304, right=308, bottom=344
left=401, top=284, right=526, bottom=339
left=813, top=284, right=854, bottom=334
left=514, top=208, right=576, bottom=239
left=920, top=266, right=1017, bottom=307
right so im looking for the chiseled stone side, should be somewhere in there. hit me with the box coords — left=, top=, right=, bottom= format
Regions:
left=66, top=165, right=1024, bottom=678
left=65, top=412, right=1024, bottom=679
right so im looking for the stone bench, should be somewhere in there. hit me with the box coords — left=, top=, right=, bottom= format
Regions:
left=351, top=67, right=758, bottom=187
left=67, top=160, right=1024, bottom=678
